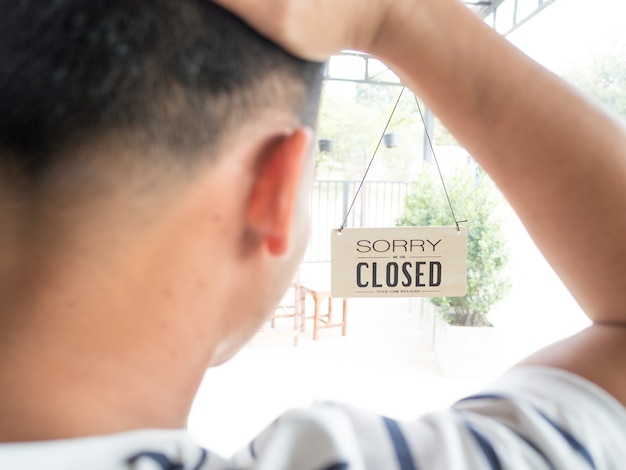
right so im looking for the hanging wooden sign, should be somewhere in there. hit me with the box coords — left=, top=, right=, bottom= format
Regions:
left=331, top=227, right=467, bottom=298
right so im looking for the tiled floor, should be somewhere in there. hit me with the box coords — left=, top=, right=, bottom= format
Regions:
left=187, top=213, right=591, bottom=458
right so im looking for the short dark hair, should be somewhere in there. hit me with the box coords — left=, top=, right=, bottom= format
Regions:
left=0, top=0, right=323, bottom=179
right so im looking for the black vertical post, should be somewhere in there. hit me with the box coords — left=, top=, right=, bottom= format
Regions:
left=342, top=180, right=350, bottom=229
left=422, top=107, right=435, bottom=164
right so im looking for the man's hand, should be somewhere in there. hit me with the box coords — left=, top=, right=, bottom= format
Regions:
left=211, top=0, right=400, bottom=61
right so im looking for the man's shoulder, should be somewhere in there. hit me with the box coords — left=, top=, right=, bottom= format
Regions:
left=236, top=367, right=626, bottom=469
left=2, top=368, right=625, bottom=469
left=0, top=429, right=228, bottom=470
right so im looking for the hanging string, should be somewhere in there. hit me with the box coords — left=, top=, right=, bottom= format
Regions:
left=413, top=95, right=466, bottom=231
left=337, top=86, right=465, bottom=233
left=339, top=86, right=406, bottom=232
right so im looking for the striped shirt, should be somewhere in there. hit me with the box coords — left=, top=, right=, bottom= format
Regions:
left=1, top=367, right=625, bottom=469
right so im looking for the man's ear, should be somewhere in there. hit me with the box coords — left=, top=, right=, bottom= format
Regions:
left=247, top=127, right=313, bottom=257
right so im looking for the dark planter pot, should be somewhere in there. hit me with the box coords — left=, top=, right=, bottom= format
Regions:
left=318, top=139, right=334, bottom=153
left=383, top=133, right=401, bottom=148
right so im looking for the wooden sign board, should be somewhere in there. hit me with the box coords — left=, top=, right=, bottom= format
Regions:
left=331, top=227, right=467, bottom=298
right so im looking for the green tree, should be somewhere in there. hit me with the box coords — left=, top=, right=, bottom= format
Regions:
left=316, top=81, right=464, bottom=180
left=315, top=85, right=384, bottom=179
left=562, top=42, right=626, bottom=119
left=397, top=165, right=511, bottom=326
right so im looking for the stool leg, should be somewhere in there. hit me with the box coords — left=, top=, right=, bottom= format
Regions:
left=342, top=298, right=348, bottom=336
left=299, top=289, right=307, bottom=332
left=293, top=288, right=300, bottom=347
left=313, top=294, right=320, bottom=341
left=327, top=297, right=333, bottom=323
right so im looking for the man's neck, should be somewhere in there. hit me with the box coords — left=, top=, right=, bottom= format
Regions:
left=0, top=288, right=211, bottom=442
left=0, top=224, right=222, bottom=442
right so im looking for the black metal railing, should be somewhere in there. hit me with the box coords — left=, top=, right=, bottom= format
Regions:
left=304, top=180, right=410, bottom=262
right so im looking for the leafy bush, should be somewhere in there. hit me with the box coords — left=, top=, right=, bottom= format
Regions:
left=397, top=164, right=511, bottom=326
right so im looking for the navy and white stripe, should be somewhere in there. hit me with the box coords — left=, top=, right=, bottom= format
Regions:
left=382, top=417, right=418, bottom=470
left=1, top=367, right=624, bottom=469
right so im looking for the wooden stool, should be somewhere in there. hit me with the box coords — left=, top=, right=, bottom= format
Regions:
left=269, top=281, right=304, bottom=346
left=300, top=286, right=347, bottom=340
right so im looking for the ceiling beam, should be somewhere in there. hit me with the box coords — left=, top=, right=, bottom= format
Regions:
left=480, top=0, right=557, bottom=36
left=324, top=0, right=557, bottom=86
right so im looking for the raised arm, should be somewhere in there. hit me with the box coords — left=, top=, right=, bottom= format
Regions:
left=214, top=0, right=626, bottom=400
left=373, top=0, right=626, bottom=326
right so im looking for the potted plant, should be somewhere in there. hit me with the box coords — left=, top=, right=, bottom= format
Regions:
left=383, top=132, right=401, bottom=148
left=318, top=138, right=334, bottom=153
left=397, top=162, right=511, bottom=377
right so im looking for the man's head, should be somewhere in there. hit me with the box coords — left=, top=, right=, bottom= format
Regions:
left=0, top=0, right=323, bottom=403
left=0, top=0, right=322, bottom=166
